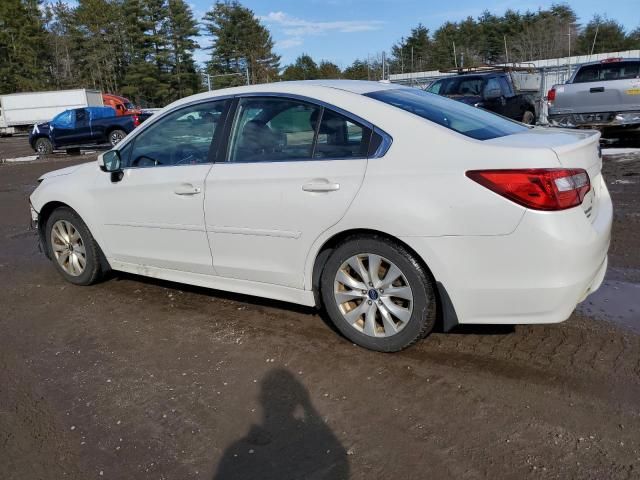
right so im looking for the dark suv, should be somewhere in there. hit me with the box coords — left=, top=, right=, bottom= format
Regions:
left=427, top=72, right=537, bottom=124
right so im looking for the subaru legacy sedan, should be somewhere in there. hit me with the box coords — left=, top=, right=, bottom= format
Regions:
left=29, top=80, right=612, bottom=352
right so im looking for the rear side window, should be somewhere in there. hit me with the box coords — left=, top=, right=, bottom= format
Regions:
left=574, top=61, right=640, bottom=83
left=366, top=88, right=527, bottom=140
left=228, top=97, right=372, bottom=163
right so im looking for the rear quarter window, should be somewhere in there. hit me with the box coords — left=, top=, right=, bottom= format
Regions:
left=365, top=88, right=527, bottom=141
left=574, top=61, right=640, bottom=83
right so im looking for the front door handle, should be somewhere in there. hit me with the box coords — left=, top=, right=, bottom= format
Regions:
left=174, top=183, right=201, bottom=195
left=590, top=87, right=605, bottom=93
left=302, top=182, right=340, bottom=192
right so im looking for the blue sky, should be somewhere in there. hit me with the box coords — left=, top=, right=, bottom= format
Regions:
left=187, top=0, right=640, bottom=67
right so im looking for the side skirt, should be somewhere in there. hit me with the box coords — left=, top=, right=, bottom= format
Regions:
left=109, top=260, right=317, bottom=307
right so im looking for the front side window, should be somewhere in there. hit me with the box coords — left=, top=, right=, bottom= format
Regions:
left=52, top=110, right=74, bottom=129
left=228, top=97, right=371, bottom=163
left=124, top=100, right=228, bottom=168
left=366, top=88, right=527, bottom=141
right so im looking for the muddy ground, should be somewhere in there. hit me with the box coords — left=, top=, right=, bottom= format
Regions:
left=1, top=135, right=639, bottom=479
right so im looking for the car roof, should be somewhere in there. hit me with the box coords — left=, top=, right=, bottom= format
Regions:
left=576, top=58, right=640, bottom=67
left=165, top=80, right=405, bottom=111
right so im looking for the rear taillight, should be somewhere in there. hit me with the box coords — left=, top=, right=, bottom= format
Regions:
left=133, top=115, right=140, bottom=127
left=466, top=169, right=590, bottom=211
left=547, top=88, right=556, bottom=103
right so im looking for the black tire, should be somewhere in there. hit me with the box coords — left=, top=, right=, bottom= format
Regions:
left=109, top=129, right=127, bottom=146
left=522, top=110, right=535, bottom=125
left=45, top=207, right=103, bottom=286
left=320, top=235, right=437, bottom=352
left=35, top=138, right=53, bottom=155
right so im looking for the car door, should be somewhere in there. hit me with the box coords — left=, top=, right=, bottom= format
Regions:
left=498, top=76, right=522, bottom=120
left=91, top=99, right=230, bottom=274
left=204, top=95, right=371, bottom=288
left=50, top=109, right=82, bottom=146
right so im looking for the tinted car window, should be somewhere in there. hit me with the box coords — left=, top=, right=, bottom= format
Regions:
left=574, top=61, right=640, bottom=83
left=125, top=100, right=228, bottom=168
left=229, top=98, right=320, bottom=163
left=427, top=77, right=485, bottom=96
left=366, top=88, right=527, bottom=141
left=52, top=110, right=74, bottom=129
left=312, top=109, right=369, bottom=159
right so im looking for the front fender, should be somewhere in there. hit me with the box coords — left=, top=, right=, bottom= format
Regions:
left=30, top=162, right=110, bottom=257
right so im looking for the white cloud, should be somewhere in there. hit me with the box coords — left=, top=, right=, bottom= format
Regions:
left=261, top=11, right=384, bottom=37
left=277, top=37, right=304, bottom=49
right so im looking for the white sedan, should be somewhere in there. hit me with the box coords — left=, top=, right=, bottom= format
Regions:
left=29, top=80, right=612, bottom=352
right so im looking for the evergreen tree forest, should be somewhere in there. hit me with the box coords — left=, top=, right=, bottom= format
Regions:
left=1, top=1, right=638, bottom=105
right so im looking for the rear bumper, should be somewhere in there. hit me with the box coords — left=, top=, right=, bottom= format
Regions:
left=549, top=111, right=640, bottom=129
left=402, top=182, right=613, bottom=325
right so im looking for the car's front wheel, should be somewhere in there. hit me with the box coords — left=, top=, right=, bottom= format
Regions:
left=35, top=138, right=53, bottom=155
left=45, top=207, right=103, bottom=285
left=320, top=235, right=437, bottom=352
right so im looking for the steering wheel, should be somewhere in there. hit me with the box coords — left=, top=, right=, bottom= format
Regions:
left=131, top=155, right=159, bottom=168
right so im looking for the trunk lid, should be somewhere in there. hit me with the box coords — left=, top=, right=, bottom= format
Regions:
left=486, top=128, right=603, bottom=221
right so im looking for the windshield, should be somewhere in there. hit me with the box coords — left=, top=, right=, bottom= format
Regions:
left=427, top=76, right=486, bottom=96
left=365, top=88, right=527, bottom=141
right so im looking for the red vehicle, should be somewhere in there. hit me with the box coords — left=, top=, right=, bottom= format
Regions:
left=102, top=93, right=140, bottom=116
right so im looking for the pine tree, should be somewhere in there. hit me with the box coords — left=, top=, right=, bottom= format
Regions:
left=166, top=0, right=200, bottom=101
left=281, top=54, right=319, bottom=80
left=203, top=1, right=280, bottom=88
left=0, top=0, right=51, bottom=93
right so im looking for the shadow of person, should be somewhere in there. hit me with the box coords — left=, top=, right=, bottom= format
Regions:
left=213, top=368, right=349, bottom=480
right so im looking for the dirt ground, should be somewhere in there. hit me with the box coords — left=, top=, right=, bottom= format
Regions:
left=1, top=135, right=639, bottom=480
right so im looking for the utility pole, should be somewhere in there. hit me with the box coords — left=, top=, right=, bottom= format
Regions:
left=382, top=51, right=386, bottom=80
left=590, top=24, right=599, bottom=56
left=453, top=41, right=458, bottom=68
left=245, top=65, right=250, bottom=85
left=411, top=46, right=414, bottom=73
left=504, top=35, right=509, bottom=63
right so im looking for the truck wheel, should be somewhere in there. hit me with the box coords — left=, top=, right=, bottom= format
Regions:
left=522, top=110, right=535, bottom=125
left=35, top=138, right=53, bottom=155
left=109, top=129, right=126, bottom=146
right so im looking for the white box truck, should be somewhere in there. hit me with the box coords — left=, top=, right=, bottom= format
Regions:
left=0, top=89, right=103, bottom=135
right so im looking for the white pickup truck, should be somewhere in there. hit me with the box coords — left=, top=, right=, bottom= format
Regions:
left=548, top=58, right=640, bottom=136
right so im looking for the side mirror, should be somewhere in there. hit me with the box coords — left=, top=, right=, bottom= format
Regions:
left=484, top=87, right=502, bottom=100
left=100, top=150, right=124, bottom=182
left=101, top=150, right=121, bottom=172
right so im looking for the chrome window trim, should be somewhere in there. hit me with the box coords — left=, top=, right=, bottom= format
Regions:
left=224, top=92, right=392, bottom=164
left=114, top=91, right=393, bottom=170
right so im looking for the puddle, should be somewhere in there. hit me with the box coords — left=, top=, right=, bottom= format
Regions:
left=578, top=278, right=640, bottom=334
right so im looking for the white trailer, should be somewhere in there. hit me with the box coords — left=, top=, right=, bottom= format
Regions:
left=0, top=89, right=103, bottom=135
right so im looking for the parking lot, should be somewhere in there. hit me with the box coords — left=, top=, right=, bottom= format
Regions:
left=1, top=135, right=639, bottom=479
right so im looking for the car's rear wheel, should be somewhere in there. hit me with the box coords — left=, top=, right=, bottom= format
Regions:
left=35, top=138, right=53, bottom=155
left=109, top=129, right=126, bottom=146
left=320, top=235, right=437, bottom=352
left=522, top=110, right=535, bottom=125
left=45, top=207, right=103, bottom=285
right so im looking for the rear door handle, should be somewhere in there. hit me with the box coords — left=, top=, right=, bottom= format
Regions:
left=302, top=182, right=340, bottom=192
left=174, top=183, right=201, bottom=195
left=590, top=87, right=605, bottom=93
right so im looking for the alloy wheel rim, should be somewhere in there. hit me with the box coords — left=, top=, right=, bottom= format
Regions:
left=334, top=253, right=413, bottom=338
left=110, top=132, right=123, bottom=145
left=50, top=220, right=86, bottom=276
